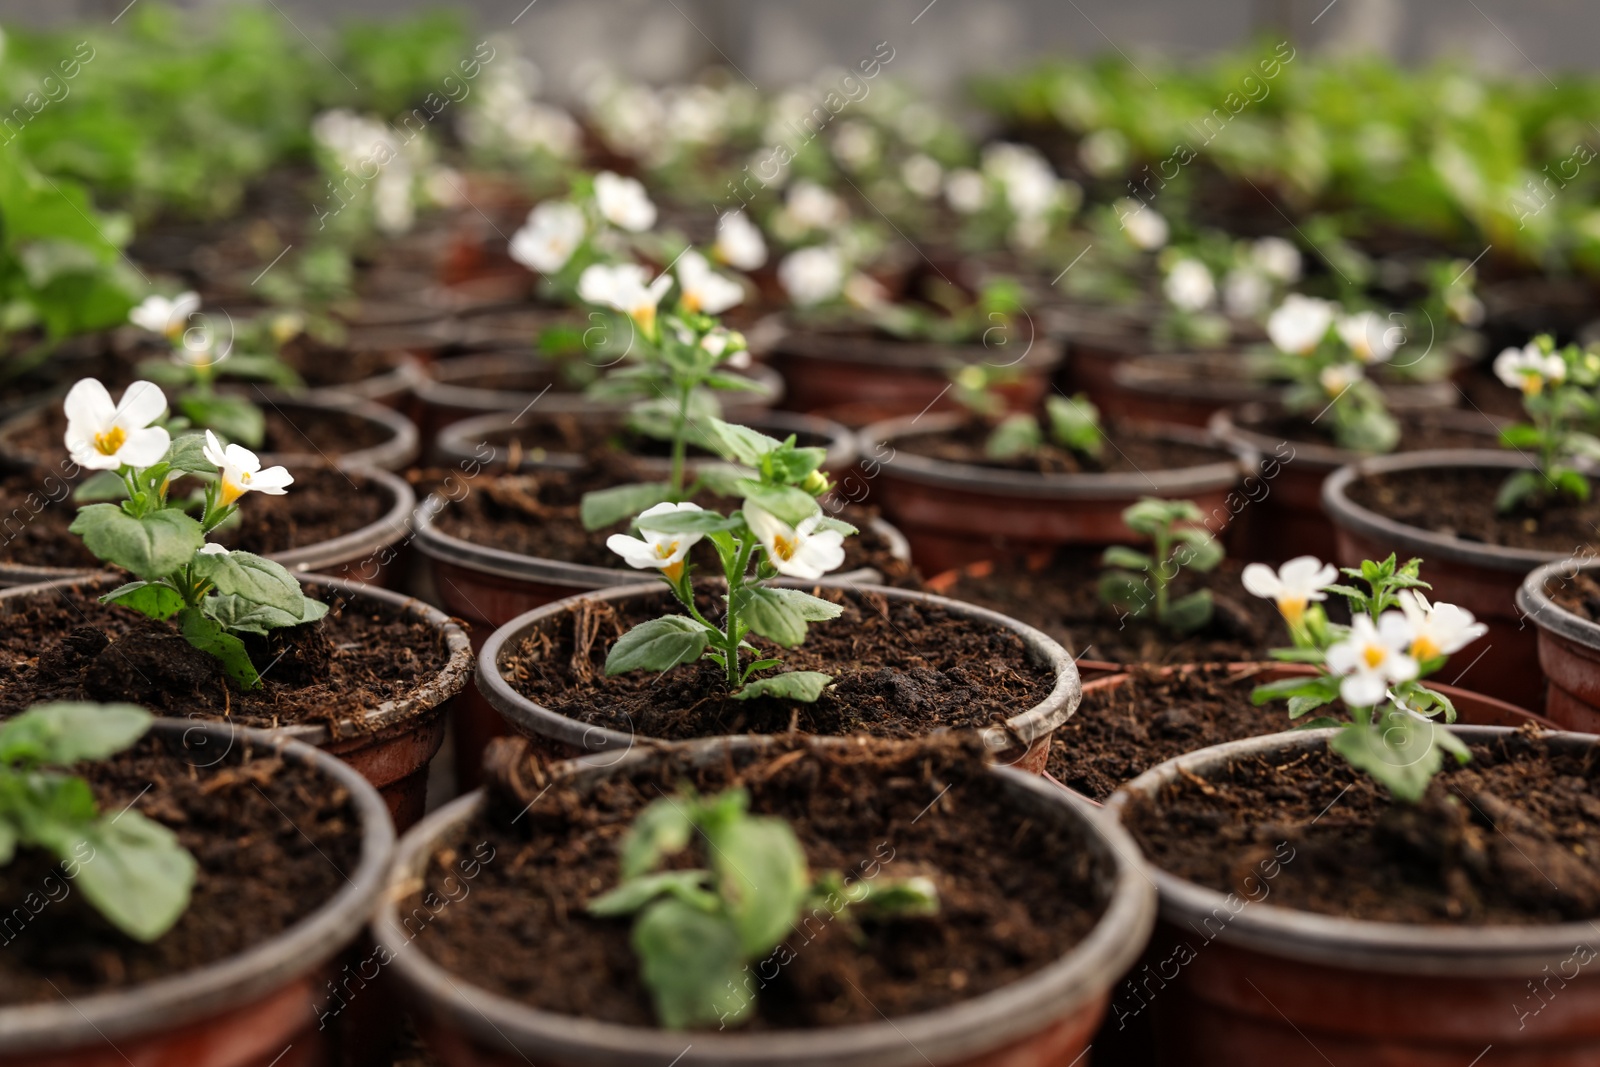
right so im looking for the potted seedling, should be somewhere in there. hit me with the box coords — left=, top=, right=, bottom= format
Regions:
left=1322, top=334, right=1600, bottom=705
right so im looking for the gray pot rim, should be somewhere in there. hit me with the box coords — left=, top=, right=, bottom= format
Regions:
left=0, top=570, right=472, bottom=746
left=251, top=388, right=420, bottom=472
left=475, top=580, right=1081, bottom=759
left=1106, top=723, right=1600, bottom=976
left=858, top=412, right=1256, bottom=499
left=414, top=352, right=785, bottom=416
left=0, top=716, right=393, bottom=1053
left=1115, top=355, right=1457, bottom=410
left=1210, top=402, right=1503, bottom=472
left=433, top=408, right=860, bottom=476
left=372, top=735, right=1152, bottom=1067
left=302, top=351, right=426, bottom=406
left=1516, top=556, right=1600, bottom=649
left=771, top=326, right=1065, bottom=373
left=1322, top=449, right=1563, bottom=572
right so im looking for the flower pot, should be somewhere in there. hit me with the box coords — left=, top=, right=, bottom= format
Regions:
left=766, top=327, right=1063, bottom=427
left=0, top=716, right=393, bottom=1067
left=859, top=413, right=1257, bottom=574
left=0, top=464, right=418, bottom=590
left=1211, top=403, right=1502, bottom=563
left=1518, top=558, right=1600, bottom=731
left=1323, top=450, right=1558, bottom=708
left=474, top=581, right=1080, bottom=774
left=1106, top=724, right=1600, bottom=1065
left=444, top=304, right=584, bottom=354
left=0, top=570, right=472, bottom=831
left=374, top=732, right=1155, bottom=1067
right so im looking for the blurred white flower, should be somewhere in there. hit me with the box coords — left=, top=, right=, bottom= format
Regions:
left=1319, top=362, right=1364, bottom=397
left=578, top=263, right=673, bottom=332
left=1337, top=311, right=1398, bottom=364
left=1398, top=591, right=1486, bottom=662
left=745, top=504, right=845, bottom=579
left=778, top=247, right=845, bottom=307
left=1252, top=237, right=1302, bottom=283
left=129, top=292, right=200, bottom=341
left=1267, top=294, right=1335, bottom=356
left=63, top=379, right=170, bottom=472
left=984, top=142, right=1062, bottom=220
left=1494, top=343, right=1566, bottom=395
left=676, top=251, right=744, bottom=315
left=509, top=201, right=587, bottom=275
left=1116, top=199, right=1167, bottom=250
left=1241, top=556, right=1337, bottom=627
left=1223, top=269, right=1271, bottom=318
left=594, top=171, right=657, bottom=232
left=1164, top=259, right=1215, bottom=312
left=1326, top=612, right=1418, bottom=707
left=843, top=272, right=889, bottom=311
left=783, top=181, right=848, bottom=231
left=900, top=154, right=943, bottom=200
left=944, top=168, right=988, bottom=214
left=714, top=210, right=767, bottom=271
left=831, top=121, right=879, bottom=171
left=1078, top=128, right=1129, bottom=177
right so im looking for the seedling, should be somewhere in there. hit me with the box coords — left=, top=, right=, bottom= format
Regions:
left=951, top=365, right=1106, bottom=465
left=588, top=786, right=937, bottom=1029
left=63, top=379, right=327, bottom=690
left=1099, top=498, right=1224, bottom=635
left=1243, top=554, right=1486, bottom=801
left=1266, top=294, right=1400, bottom=453
left=604, top=418, right=853, bottom=699
left=0, top=702, right=195, bottom=942
left=1492, top=335, right=1600, bottom=512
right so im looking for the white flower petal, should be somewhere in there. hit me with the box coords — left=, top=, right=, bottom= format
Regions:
left=63, top=378, right=116, bottom=431
left=250, top=466, right=294, bottom=494
left=117, top=426, right=172, bottom=469
left=112, top=380, right=168, bottom=432
left=1340, top=671, right=1388, bottom=708
left=1240, top=563, right=1282, bottom=599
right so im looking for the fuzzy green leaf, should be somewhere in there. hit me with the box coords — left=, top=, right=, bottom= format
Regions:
left=177, top=607, right=261, bottom=689
left=703, top=812, right=809, bottom=957
left=0, top=703, right=151, bottom=766
left=619, top=796, right=697, bottom=879
left=99, top=581, right=185, bottom=622
left=68, top=810, right=196, bottom=942
left=605, top=616, right=709, bottom=676
left=734, top=671, right=833, bottom=703
left=193, top=550, right=304, bottom=615
left=70, top=505, right=204, bottom=582
left=580, top=482, right=674, bottom=532
left=632, top=898, right=752, bottom=1030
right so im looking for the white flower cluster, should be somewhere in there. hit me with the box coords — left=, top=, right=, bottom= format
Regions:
left=608, top=501, right=845, bottom=582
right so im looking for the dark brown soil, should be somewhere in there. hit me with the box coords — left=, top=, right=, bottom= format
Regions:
left=1048, top=664, right=1291, bottom=801
left=900, top=418, right=1234, bottom=475
left=929, top=550, right=1282, bottom=665
left=460, top=412, right=836, bottom=468
left=1123, top=727, right=1600, bottom=925
left=0, top=730, right=359, bottom=1002
left=1549, top=571, right=1600, bottom=624
left=279, top=336, right=410, bottom=391
left=1345, top=466, right=1600, bottom=553
left=1237, top=409, right=1499, bottom=453
left=0, top=468, right=391, bottom=571
left=411, top=735, right=1108, bottom=1028
left=424, top=458, right=917, bottom=586
left=0, top=580, right=451, bottom=730
left=500, top=586, right=1056, bottom=741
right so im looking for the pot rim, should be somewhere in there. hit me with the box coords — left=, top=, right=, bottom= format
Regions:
left=475, top=580, right=1081, bottom=759
left=372, top=734, right=1153, bottom=1067
left=1322, top=449, right=1564, bottom=571
left=1517, top=555, right=1600, bottom=648
left=1210, top=402, right=1503, bottom=471
left=771, top=326, right=1065, bottom=373
left=302, top=351, right=426, bottom=406
left=0, top=570, right=473, bottom=746
left=858, top=412, right=1256, bottom=498
left=0, top=717, right=393, bottom=1053
left=1106, top=723, right=1600, bottom=975
left=1115, top=355, right=1456, bottom=409
left=251, top=388, right=421, bottom=472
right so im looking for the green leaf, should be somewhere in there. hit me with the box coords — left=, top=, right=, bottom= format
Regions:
left=742, top=484, right=818, bottom=528
left=177, top=394, right=264, bottom=449
left=619, top=797, right=696, bottom=879
left=761, top=443, right=827, bottom=485
left=1046, top=393, right=1104, bottom=459
left=161, top=433, right=216, bottom=475
left=771, top=588, right=844, bottom=622
left=703, top=373, right=771, bottom=394
left=192, top=551, right=305, bottom=615
left=1164, top=589, right=1214, bottom=634
left=1329, top=711, right=1446, bottom=803
left=1497, top=423, right=1542, bottom=449
left=703, top=812, right=809, bottom=956
left=68, top=810, right=197, bottom=943
left=632, top=897, right=752, bottom=1030
left=811, top=516, right=858, bottom=536
left=731, top=586, right=806, bottom=647
left=99, top=581, right=185, bottom=622
left=70, top=505, right=205, bottom=582
left=705, top=418, right=782, bottom=465
left=1098, top=572, right=1152, bottom=617
left=1286, top=693, right=1335, bottom=719
left=1251, top=675, right=1341, bottom=706
left=1100, top=546, right=1153, bottom=571
left=637, top=509, right=740, bottom=535
left=735, top=671, right=833, bottom=703
left=1495, top=469, right=1543, bottom=513
left=605, top=616, right=710, bottom=676
left=73, top=471, right=128, bottom=503
left=0, top=703, right=151, bottom=766
left=695, top=463, right=760, bottom=497
left=1173, top=528, right=1225, bottom=572
left=177, top=608, right=261, bottom=689
left=203, top=593, right=325, bottom=634
left=580, top=482, right=674, bottom=532
left=215, top=353, right=300, bottom=387
left=589, top=869, right=715, bottom=917
left=984, top=414, right=1042, bottom=460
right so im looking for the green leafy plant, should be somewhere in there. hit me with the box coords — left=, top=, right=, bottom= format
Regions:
left=1266, top=294, right=1400, bottom=453
left=952, top=365, right=1106, bottom=465
left=870, top=277, right=1029, bottom=346
left=1098, top=498, right=1224, bottom=635
left=588, top=786, right=938, bottom=1029
left=1492, top=335, right=1600, bottom=512
left=0, top=702, right=195, bottom=942
left=603, top=418, right=852, bottom=699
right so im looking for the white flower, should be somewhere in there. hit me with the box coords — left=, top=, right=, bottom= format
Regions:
left=1447, top=290, right=1484, bottom=327
left=676, top=251, right=744, bottom=315
left=1078, top=128, right=1129, bottom=177
left=778, top=247, right=845, bottom=307
left=607, top=501, right=703, bottom=581
left=1319, top=362, right=1364, bottom=397
left=203, top=430, right=292, bottom=506
left=1398, top=591, right=1486, bottom=662
left=944, top=168, right=988, bottom=214
left=593, top=171, right=656, bottom=232
left=509, top=201, right=586, bottom=274
left=1337, top=311, right=1398, bottom=364
left=198, top=543, right=230, bottom=557
left=701, top=327, right=748, bottom=368
left=1163, top=259, right=1215, bottom=313
left=714, top=210, right=767, bottom=271
left=900, top=154, right=943, bottom=199
left=983, top=142, right=1062, bottom=220
left=1252, top=237, right=1302, bottom=283
left=843, top=272, right=889, bottom=311
left=1326, top=612, right=1419, bottom=708
left=1241, top=556, right=1338, bottom=627
left=1267, top=294, right=1336, bottom=356
left=1494, top=343, right=1566, bottom=396
left=1116, top=199, right=1168, bottom=251
left=1223, top=269, right=1271, bottom=318
left=783, top=181, right=847, bottom=230
left=577, top=263, right=673, bottom=333
left=129, top=292, right=200, bottom=341
left=831, top=121, right=878, bottom=171
left=373, top=166, right=415, bottom=236
left=745, top=504, right=845, bottom=579
left=63, top=379, right=171, bottom=472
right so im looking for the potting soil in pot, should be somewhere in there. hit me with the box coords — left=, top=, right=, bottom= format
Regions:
left=898, top=417, right=1234, bottom=474
left=410, top=735, right=1108, bottom=1027
left=1548, top=571, right=1600, bottom=622
left=1236, top=409, right=1495, bottom=452
left=1346, top=466, right=1600, bottom=552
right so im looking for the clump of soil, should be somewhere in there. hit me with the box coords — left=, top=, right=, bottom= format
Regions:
left=279, top=335, right=410, bottom=391
left=1122, top=728, right=1600, bottom=925
left=1047, top=664, right=1291, bottom=801
left=931, top=550, right=1282, bottom=665
left=1548, top=571, right=1600, bottom=625
left=500, top=586, right=1056, bottom=741
left=1237, top=409, right=1498, bottom=453
left=0, top=580, right=451, bottom=730
left=0, top=729, right=359, bottom=1003
left=411, top=734, right=1109, bottom=1028
left=1345, top=466, right=1600, bottom=553
left=898, top=417, right=1235, bottom=475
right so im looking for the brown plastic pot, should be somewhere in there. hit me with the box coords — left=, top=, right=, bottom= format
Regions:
left=1106, top=724, right=1600, bottom=1066
left=859, top=413, right=1257, bottom=574
left=1323, top=450, right=1556, bottom=709
left=1211, top=404, right=1502, bottom=563
left=474, top=580, right=1081, bottom=775
left=1518, top=557, right=1600, bottom=731
left=766, top=327, right=1063, bottom=427
left=0, top=717, right=393, bottom=1067
left=375, top=732, right=1154, bottom=1067
left=0, top=570, right=472, bottom=831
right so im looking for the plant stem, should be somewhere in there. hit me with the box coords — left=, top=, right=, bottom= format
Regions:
left=1152, top=523, right=1171, bottom=624
left=669, top=380, right=692, bottom=496
left=722, top=538, right=758, bottom=689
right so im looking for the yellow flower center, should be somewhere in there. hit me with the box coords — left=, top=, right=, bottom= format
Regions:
left=1362, top=644, right=1387, bottom=669
left=661, top=559, right=685, bottom=582
left=680, top=291, right=702, bottom=314
left=1523, top=376, right=1544, bottom=396
left=1277, top=596, right=1307, bottom=626
left=653, top=540, right=681, bottom=560
left=218, top=473, right=249, bottom=507
left=771, top=533, right=797, bottom=561
left=1412, top=635, right=1441, bottom=661
left=93, top=426, right=127, bottom=456
left=632, top=304, right=657, bottom=335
